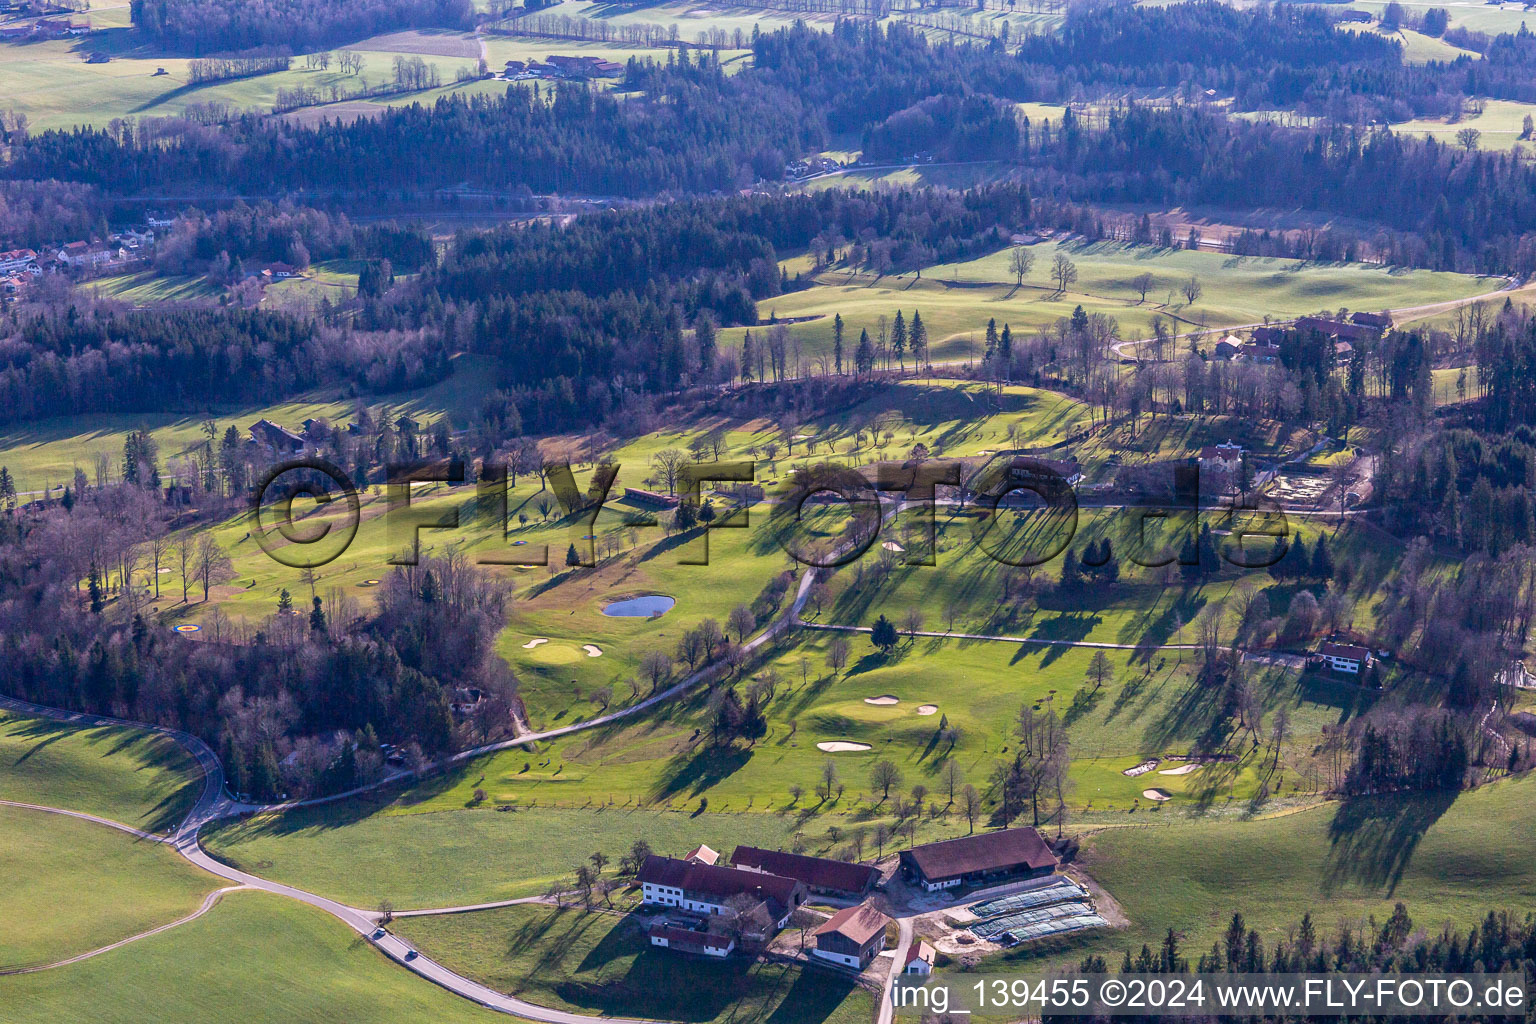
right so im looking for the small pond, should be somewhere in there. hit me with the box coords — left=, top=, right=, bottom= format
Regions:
left=602, top=594, right=676, bottom=617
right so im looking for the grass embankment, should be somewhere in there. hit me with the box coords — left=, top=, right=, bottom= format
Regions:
left=0, top=804, right=218, bottom=968
left=0, top=890, right=501, bottom=1023
left=1012, top=772, right=1536, bottom=969
left=0, top=711, right=201, bottom=831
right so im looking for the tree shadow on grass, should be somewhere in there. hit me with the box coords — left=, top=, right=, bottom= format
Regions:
left=1322, top=788, right=1458, bottom=897
left=560, top=947, right=764, bottom=1022
left=3, top=718, right=200, bottom=831
left=647, top=743, right=754, bottom=804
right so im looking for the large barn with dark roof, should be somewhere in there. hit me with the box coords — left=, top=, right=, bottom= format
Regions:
left=898, top=827, right=1058, bottom=892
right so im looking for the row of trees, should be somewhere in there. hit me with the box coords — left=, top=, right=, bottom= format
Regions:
left=129, top=0, right=471, bottom=52
left=0, top=307, right=449, bottom=424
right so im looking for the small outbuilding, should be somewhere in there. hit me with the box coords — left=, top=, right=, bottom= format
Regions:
left=811, top=903, right=890, bottom=970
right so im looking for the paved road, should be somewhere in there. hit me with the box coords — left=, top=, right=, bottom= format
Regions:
left=877, top=917, right=914, bottom=1024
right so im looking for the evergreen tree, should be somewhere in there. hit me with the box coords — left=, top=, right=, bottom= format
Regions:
left=891, top=310, right=907, bottom=368
left=832, top=313, right=844, bottom=374
left=1311, top=535, right=1334, bottom=579
left=910, top=310, right=928, bottom=368
left=854, top=327, right=874, bottom=375
left=870, top=614, right=899, bottom=652
left=740, top=331, right=755, bottom=381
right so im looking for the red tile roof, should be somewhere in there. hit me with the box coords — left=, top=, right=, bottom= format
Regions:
left=904, top=940, right=936, bottom=968
left=638, top=855, right=804, bottom=913
left=814, top=903, right=889, bottom=946
left=1320, top=641, right=1371, bottom=662
left=730, top=846, right=877, bottom=894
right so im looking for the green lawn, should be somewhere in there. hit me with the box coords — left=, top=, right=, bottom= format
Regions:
left=1007, top=772, right=1536, bottom=970
left=0, top=351, right=495, bottom=494
left=1340, top=22, right=1479, bottom=64
left=1388, top=98, right=1536, bottom=153
left=203, top=803, right=856, bottom=909
left=0, top=804, right=217, bottom=969
left=394, top=902, right=875, bottom=1024
left=0, top=890, right=501, bottom=1023
left=1336, top=0, right=1536, bottom=37
left=728, top=239, right=1497, bottom=367
left=88, top=271, right=222, bottom=305
left=0, top=712, right=201, bottom=831
left=0, top=35, right=486, bottom=131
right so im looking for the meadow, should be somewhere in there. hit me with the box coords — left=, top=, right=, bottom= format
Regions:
left=0, top=890, right=501, bottom=1023
left=0, top=350, right=491, bottom=494
left=1009, top=772, right=1536, bottom=970
left=394, top=902, right=875, bottom=1024
left=0, top=711, right=201, bottom=831
left=0, top=804, right=217, bottom=969
left=1339, top=22, right=1480, bottom=64
left=723, top=240, right=1499, bottom=367
left=0, top=27, right=693, bottom=131
left=1387, top=98, right=1536, bottom=152
left=1336, top=0, right=1536, bottom=37
left=201, top=802, right=902, bottom=909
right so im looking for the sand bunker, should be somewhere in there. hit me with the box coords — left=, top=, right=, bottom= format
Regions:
left=157, top=567, right=172, bottom=574
left=358, top=579, right=381, bottom=587
left=582, top=644, right=603, bottom=657
left=522, top=638, right=549, bottom=649
left=1142, top=788, right=1172, bottom=802
left=881, top=541, right=905, bottom=552
left=864, top=695, right=899, bottom=706
left=1123, top=760, right=1159, bottom=777
left=817, top=741, right=872, bottom=752
left=916, top=704, right=939, bottom=716
left=1158, top=763, right=1203, bottom=775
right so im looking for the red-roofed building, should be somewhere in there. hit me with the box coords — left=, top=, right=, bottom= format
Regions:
left=903, top=939, right=936, bottom=975
left=0, top=248, right=37, bottom=274
left=638, top=855, right=807, bottom=927
left=1318, top=641, right=1371, bottom=675
left=730, top=846, right=878, bottom=897
left=812, top=903, right=890, bottom=969
left=648, top=918, right=735, bottom=957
